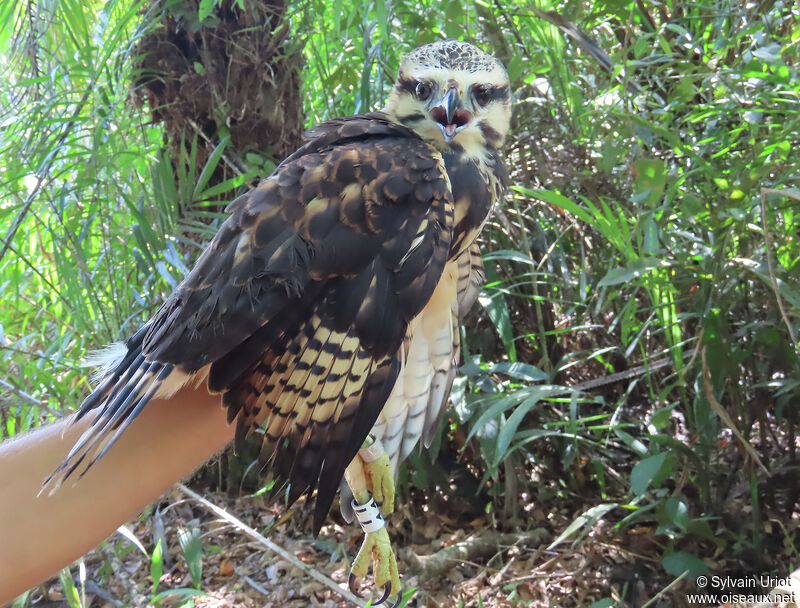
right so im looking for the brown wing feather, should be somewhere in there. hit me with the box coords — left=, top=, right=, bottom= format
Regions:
left=51, top=114, right=454, bottom=532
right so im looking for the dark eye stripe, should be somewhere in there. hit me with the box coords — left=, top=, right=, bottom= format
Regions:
left=487, top=85, right=509, bottom=103
left=396, top=76, right=418, bottom=95
left=398, top=112, right=426, bottom=126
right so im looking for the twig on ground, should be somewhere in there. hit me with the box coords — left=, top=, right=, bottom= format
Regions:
left=84, top=580, right=123, bottom=606
left=406, top=528, right=549, bottom=579
left=233, top=565, right=272, bottom=596
left=640, top=570, right=687, bottom=608
left=176, top=483, right=365, bottom=607
left=99, top=542, right=148, bottom=607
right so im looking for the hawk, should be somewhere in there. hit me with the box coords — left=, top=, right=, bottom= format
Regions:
left=50, top=39, right=511, bottom=605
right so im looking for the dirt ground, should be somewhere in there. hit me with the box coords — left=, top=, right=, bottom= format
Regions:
left=28, top=469, right=800, bottom=608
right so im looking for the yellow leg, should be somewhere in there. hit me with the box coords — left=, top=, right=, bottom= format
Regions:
left=344, top=437, right=401, bottom=606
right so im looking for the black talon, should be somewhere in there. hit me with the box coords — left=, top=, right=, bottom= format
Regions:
left=391, top=590, right=404, bottom=608
left=348, top=573, right=363, bottom=598
left=373, top=582, right=392, bottom=606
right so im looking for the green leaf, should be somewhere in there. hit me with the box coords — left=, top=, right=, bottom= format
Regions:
left=515, top=186, right=595, bottom=228
left=150, top=588, right=206, bottom=604
left=58, top=568, right=81, bottom=608
left=633, top=159, right=666, bottom=208
left=615, top=430, right=649, bottom=456
left=151, top=539, right=163, bottom=594
left=752, top=43, right=782, bottom=64
left=493, top=393, right=546, bottom=467
left=479, top=261, right=516, bottom=361
left=506, top=55, right=524, bottom=82
left=10, top=591, right=31, bottom=608
left=201, top=172, right=255, bottom=200
left=467, top=386, right=565, bottom=443
left=650, top=404, right=675, bottom=429
left=630, top=452, right=667, bottom=496
left=487, top=362, right=547, bottom=383
left=198, top=0, right=215, bottom=22
left=663, top=497, right=689, bottom=531
left=116, top=524, right=148, bottom=556
left=177, top=527, right=203, bottom=589
left=193, top=136, right=230, bottom=201
left=686, top=518, right=725, bottom=548
left=598, top=258, right=663, bottom=287
left=662, top=550, right=707, bottom=579
left=547, top=503, right=616, bottom=550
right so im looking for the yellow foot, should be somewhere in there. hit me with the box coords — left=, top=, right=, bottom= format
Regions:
left=347, top=498, right=401, bottom=606
left=362, top=442, right=394, bottom=514
left=344, top=437, right=402, bottom=606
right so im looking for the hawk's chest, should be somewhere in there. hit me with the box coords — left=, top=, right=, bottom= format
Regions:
left=443, top=149, right=506, bottom=257
left=370, top=261, right=460, bottom=474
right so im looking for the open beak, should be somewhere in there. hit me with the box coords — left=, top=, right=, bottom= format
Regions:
left=430, top=88, right=472, bottom=143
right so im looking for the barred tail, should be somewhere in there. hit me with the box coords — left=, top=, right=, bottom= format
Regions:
left=43, top=326, right=191, bottom=492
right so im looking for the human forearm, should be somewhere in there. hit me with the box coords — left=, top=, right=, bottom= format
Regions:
left=0, top=386, right=233, bottom=604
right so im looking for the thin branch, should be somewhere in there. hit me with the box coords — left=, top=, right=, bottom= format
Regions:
left=760, top=187, right=800, bottom=355
left=0, top=378, right=61, bottom=417
left=701, top=348, right=769, bottom=476
left=641, top=570, right=688, bottom=608
left=176, top=483, right=365, bottom=607
left=0, top=230, right=74, bottom=313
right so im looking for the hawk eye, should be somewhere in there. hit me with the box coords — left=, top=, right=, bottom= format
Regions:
left=473, top=84, right=491, bottom=107
left=415, top=81, right=432, bottom=101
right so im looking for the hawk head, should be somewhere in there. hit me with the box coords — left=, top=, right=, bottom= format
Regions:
left=384, top=40, right=511, bottom=152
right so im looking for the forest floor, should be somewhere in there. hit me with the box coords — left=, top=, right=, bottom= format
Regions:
left=31, top=469, right=800, bottom=608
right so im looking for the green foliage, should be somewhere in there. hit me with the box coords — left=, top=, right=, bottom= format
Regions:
left=450, top=0, right=800, bottom=585
left=177, top=526, right=204, bottom=589
left=0, top=1, right=251, bottom=434
left=150, top=538, right=163, bottom=594
left=58, top=566, right=83, bottom=608
left=548, top=503, right=617, bottom=550
left=0, top=0, right=171, bottom=427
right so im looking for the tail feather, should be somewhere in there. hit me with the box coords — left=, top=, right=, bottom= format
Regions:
left=86, top=365, right=172, bottom=470
left=50, top=355, right=151, bottom=481
left=44, top=332, right=183, bottom=492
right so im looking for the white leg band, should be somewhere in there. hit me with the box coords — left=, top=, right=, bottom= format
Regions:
left=358, top=437, right=385, bottom=463
left=352, top=495, right=385, bottom=533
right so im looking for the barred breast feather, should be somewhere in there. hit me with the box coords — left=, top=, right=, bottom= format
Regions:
left=371, top=241, right=484, bottom=475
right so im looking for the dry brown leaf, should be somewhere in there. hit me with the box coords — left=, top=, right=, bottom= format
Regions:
left=219, top=558, right=235, bottom=576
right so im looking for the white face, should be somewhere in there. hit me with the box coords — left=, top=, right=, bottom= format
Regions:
left=383, top=45, right=511, bottom=153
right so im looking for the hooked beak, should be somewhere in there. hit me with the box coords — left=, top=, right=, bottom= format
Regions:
left=430, top=88, right=472, bottom=143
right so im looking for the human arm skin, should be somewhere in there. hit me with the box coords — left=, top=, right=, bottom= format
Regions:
left=0, top=386, right=234, bottom=605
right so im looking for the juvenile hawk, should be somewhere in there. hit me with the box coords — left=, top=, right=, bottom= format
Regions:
left=52, top=39, right=511, bottom=605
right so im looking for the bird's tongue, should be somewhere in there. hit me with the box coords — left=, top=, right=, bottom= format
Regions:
left=445, top=124, right=457, bottom=137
